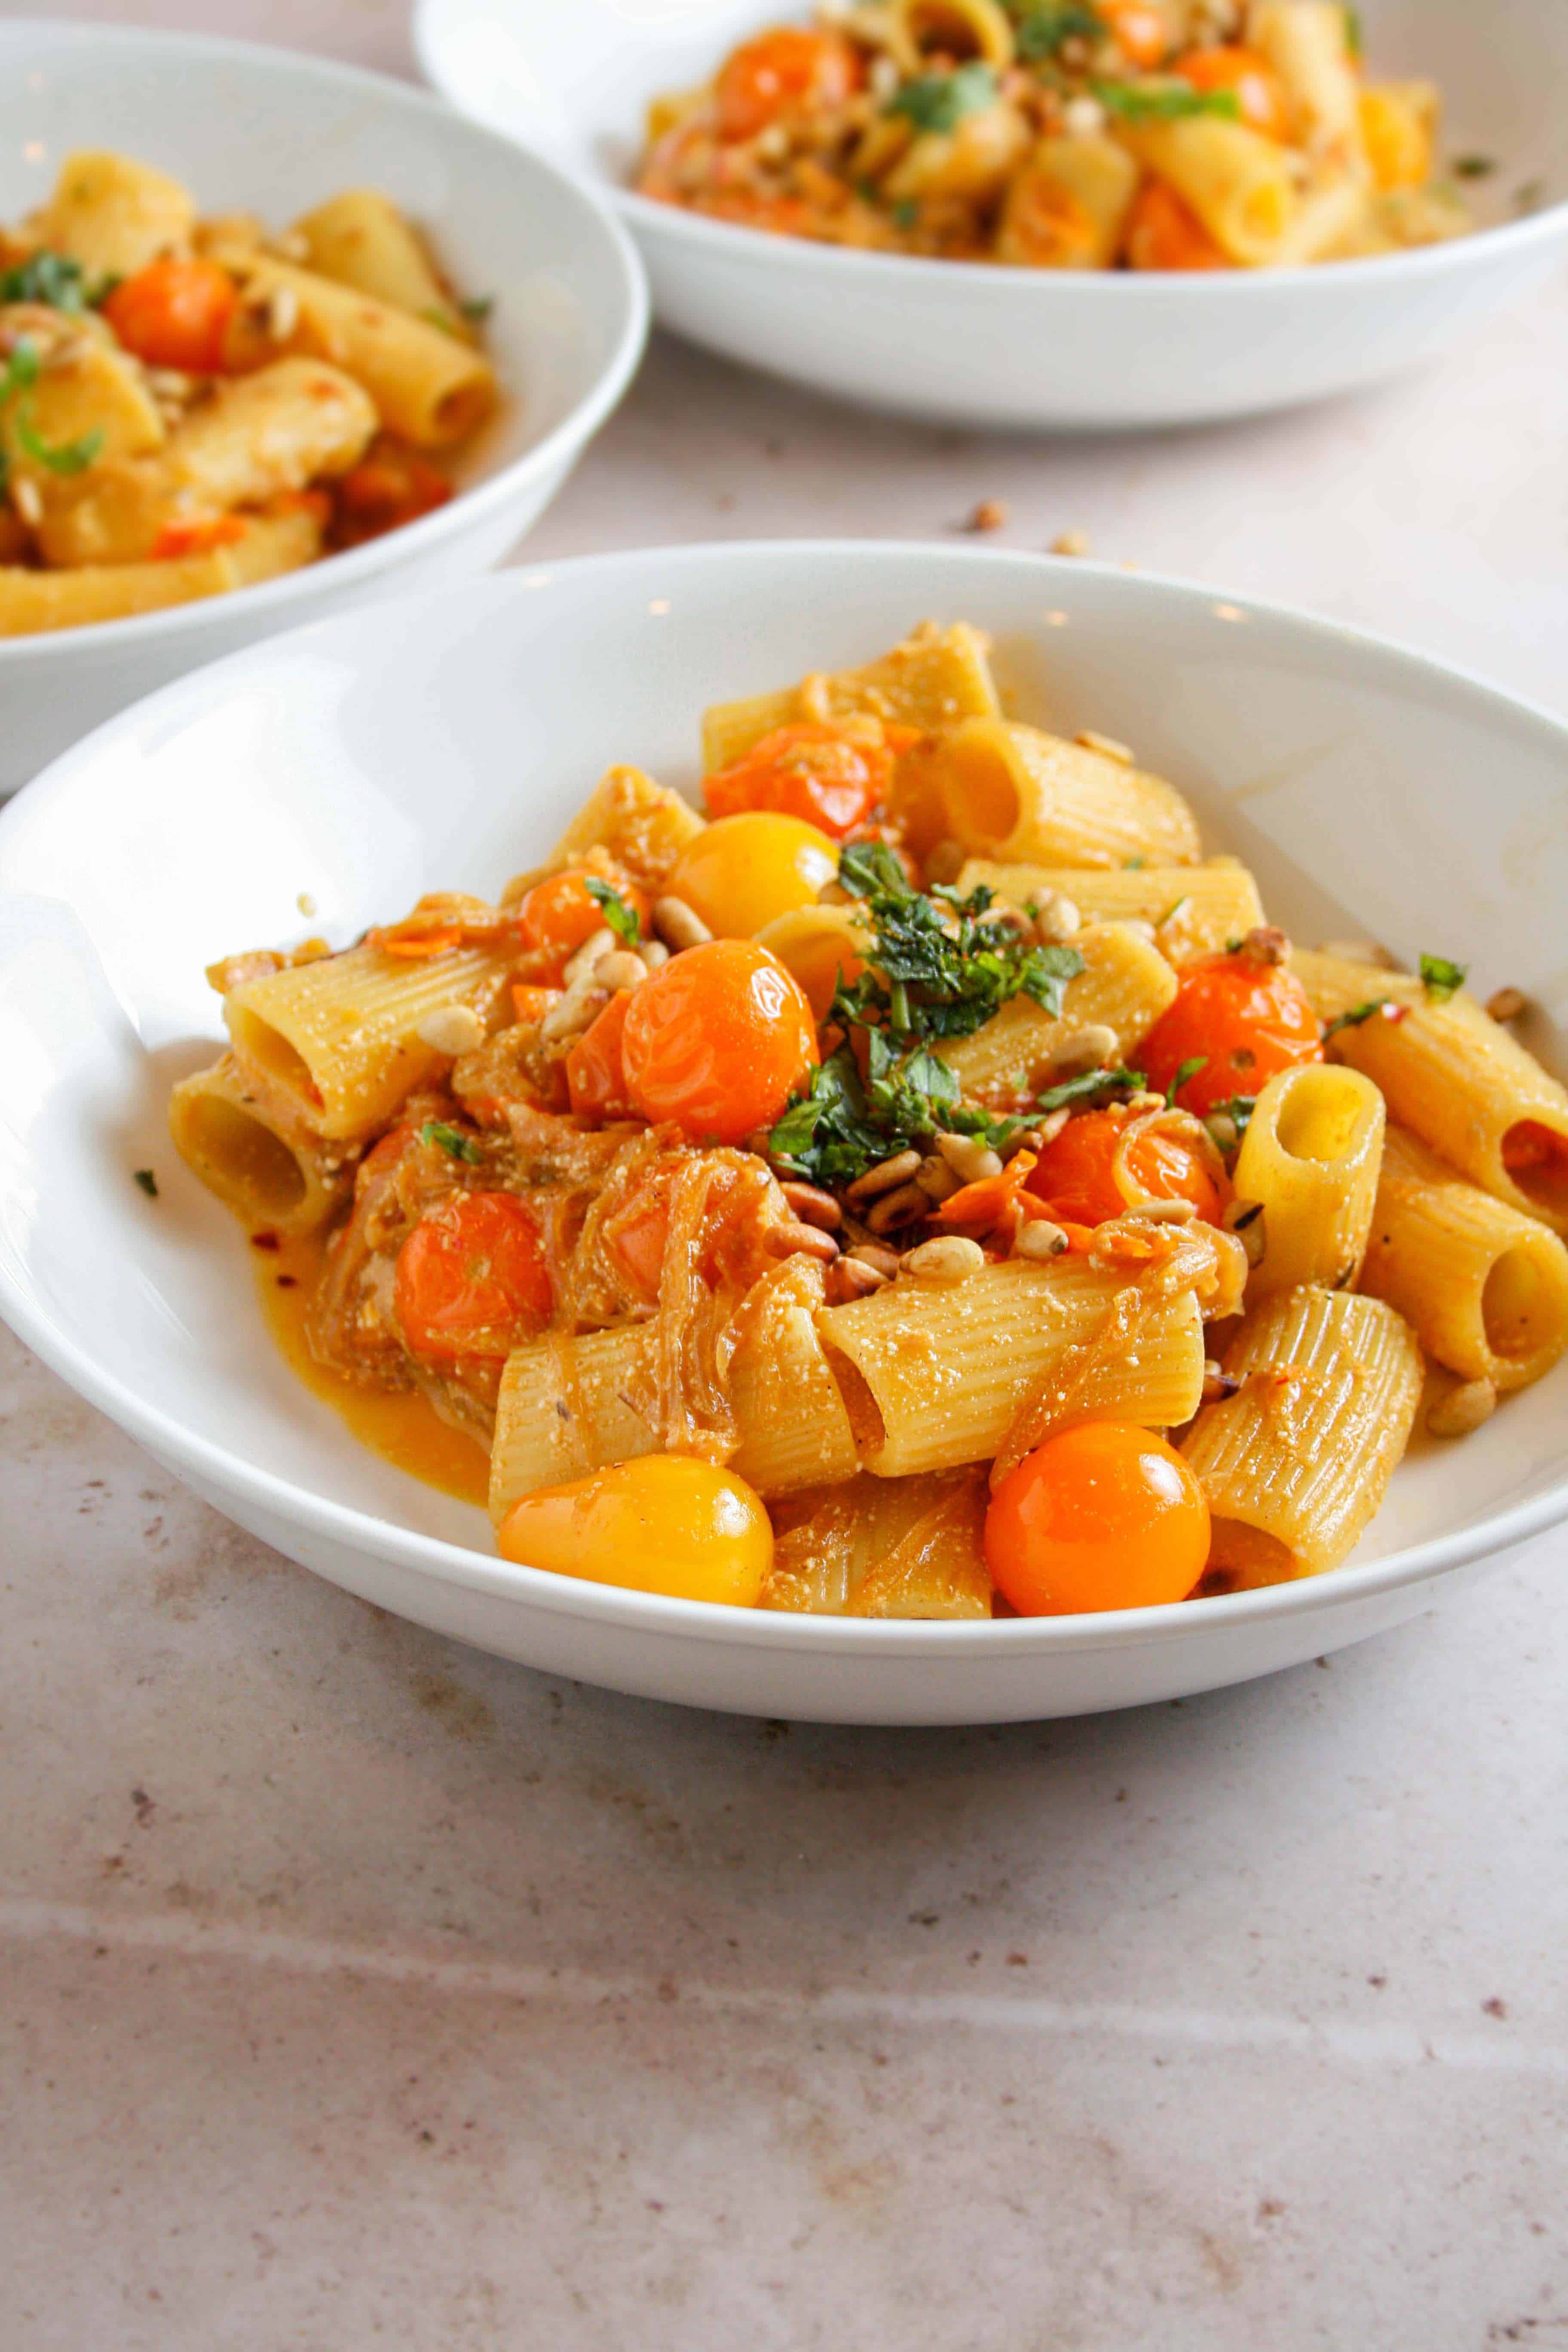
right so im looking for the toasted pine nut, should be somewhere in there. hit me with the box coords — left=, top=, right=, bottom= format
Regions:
left=1041, top=1023, right=1118, bottom=1081
left=848, top=1242, right=902, bottom=1278
left=638, top=938, right=670, bottom=972
left=1035, top=1106, right=1072, bottom=1143
left=1237, top=925, right=1289, bottom=968
left=539, top=980, right=607, bottom=1044
left=1486, top=986, right=1527, bottom=1023
left=935, top=1131, right=1004, bottom=1184
left=267, top=283, right=300, bottom=340
left=825, top=1256, right=888, bottom=1303
left=846, top=1148, right=921, bottom=1202
left=1204, top=1111, right=1239, bottom=1152
left=1032, top=892, right=1080, bottom=944
left=11, top=473, right=43, bottom=527
left=1426, top=1377, right=1497, bottom=1439
left=1125, top=1090, right=1166, bottom=1114
left=1201, top=1359, right=1240, bottom=1405
left=1012, top=1220, right=1068, bottom=1260
left=1127, top=1197, right=1197, bottom=1223
left=963, top=498, right=1008, bottom=533
left=1224, top=1197, right=1267, bottom=1266
left=916, top=1156, right=961, bottom=1203
left=563, top=926, right=616, bottom=984
left=767, top=1220, right=839, bottom=1264
left=415, top=1004, right=486, bottom=1056
left=866, top=1181, right=930, bottom=1234
left=1050, top=528, right=1090, bottom=557
left=593, top=949, right=648, bottom=993
left=651, top=896, right=711, bottom=952
left=902, top=1235, right=985, bottom=1283
left=780, top=1181, right=842, bottom=1232
left=979, top=903, right=1035, bottom=942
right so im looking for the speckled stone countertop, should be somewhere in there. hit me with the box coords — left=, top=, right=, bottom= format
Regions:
left=3, top=5, right=1566, bottom=2345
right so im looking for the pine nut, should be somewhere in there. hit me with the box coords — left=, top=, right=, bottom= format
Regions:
left=267, top=283, right=300, bottom=340
left=1012, top=1220, right=1068, bottom=1260
left=935, top=1131, right=1004, bottom=1184
left=539, top=979, right=607, bottom=1044
left=1041, top=1023, right=1119, bottom=1081
left=916, top=1156, right=961, bottom=1202
left=964, top=498, right=1008, bottom=533
left=11, top=473, right=43, bottom=527
left=825, top=1256, right=888, bottom=1303
left=848, top=1243, right=902, bottom=1278
left=1238, top=925, right=1289, bottom=968
left=1032, top=893, right=1080, bottom=944
left=1204, top=1111, right=1239, bottom=1152
left=866, top=1181, right=931, bottom=1234
left=593, top=949, right=649, bottom=992
left=780, top=1181, right=842, bottom=1231
left=1127, top=1197, right=1197, bottom=1223
left=638, top=937, right=670, bottom=971
left=1224, top=1198, right=1267, bottom=1266
left=651, top=896, right=711, bottom=952
left=1050, top=528, right=1090, bottom=557
left=1426, top=1377, right=1497, bottom=1438
left=766, top=1220, right=839, bottom=1264
left=1201, top=1359, right=1240, bottom=1404
left=1486, top=986, right=1526, bottom=1023
left=1036, top=1107, right=1072, bottom=1143
left=563, top=926, right=616, bottom=984
left=415, top=1004, right=486, bottom=1056
left=846, top=1149, right=922, bottom=1202
left=902, top=1235, right=985, bottom=1283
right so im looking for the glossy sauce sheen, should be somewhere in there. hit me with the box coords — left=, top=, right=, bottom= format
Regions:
left=256, top=1235, right=490, bottom=1508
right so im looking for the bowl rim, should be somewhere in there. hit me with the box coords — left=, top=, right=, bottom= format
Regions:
left=3, top=537, right=1567, bottom=1657
left=0, top=16, right=650, bottom=666
left=411, top=0, right=1568, bottom=296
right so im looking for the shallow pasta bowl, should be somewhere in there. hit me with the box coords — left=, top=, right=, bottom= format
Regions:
left=415, top=0, right=1568, bottom=431
left=0, top=20, right=647, bottom=796
left=3, top=541, right=1568, bottom=1725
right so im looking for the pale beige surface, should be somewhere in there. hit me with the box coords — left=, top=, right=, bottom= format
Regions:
left=5, top=3, right=1568, bottom=2345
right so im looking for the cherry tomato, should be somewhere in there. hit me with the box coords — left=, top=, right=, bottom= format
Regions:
left=1025, top=1106, right=1224, bottom=1227
left=512, top=868, right=648, bottom=984
left=1102, top=1, right=1173, bottom=69
left=497, top=1455, right=772, bottom=1605
left=394, top=1191, right=552, bottom=1360
left=102, top=257, right=237, bottom=373
left=621, top=938, right=819, bottom=1145
left=1174, top=44, right=1292, bottom=138
left=1503, top=1120, right=1568, bottom=1216
left=703, top=722, right=900, bottom=839
left=668, top=811, right=838, bottom=939
left=1124, top=178, right=1230, bottom=271
left=715, top=27, right=862, bottom=143
left=565, top=989, right=637, bottom=1122
left=1139, top=951, right=1323, bottom=1115
left=985, top=1422, right=1210, bottom=1616
left=332, top=437, right=453, bottom=549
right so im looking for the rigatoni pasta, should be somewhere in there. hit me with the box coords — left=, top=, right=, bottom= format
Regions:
left=0, top=149, right=500, bottom=634
left=166, top=619, right=1568, bottom=1622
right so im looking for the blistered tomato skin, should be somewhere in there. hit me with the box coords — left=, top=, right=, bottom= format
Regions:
left=703, top=723, right=891, bottom=839
left=1025, top=1107, right=1224, bottom=1228
left=496, top=1456, right=773, bottom=1607
left=668, top=812, right=839, bottom=940
left=985, top=1423, right=1210, bottom=1616
left=1139, top=952, right=1323, bottom=1115
left=621, top=939, right=819, bottom=1145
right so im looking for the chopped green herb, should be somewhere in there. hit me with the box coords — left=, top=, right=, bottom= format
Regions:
left=459, top=293, right=494, bottom=325
left=420, top=1119, right=482, bottom=1164
left=1154, top=897, right=1191, bottom=930
left=1034, top=1064, right=1146, bottom=1114
left=0, top=250, right=91, bottom=312
left=1092, top=80, right=1241, bottom=123
left=133, top=1167, right=159, bottom=1197
left=1166, top=1054, right=1209, bottom=1108
left=1010, top=1, right=1102, bottom=62
left=891, top=198, right=921, bottom=230
left=1206, top=1093, right=1256, bottom=1142
left=14, top=411, right=101, bottom=475
left=420, top=306, right=464, bottom=340
left=1343, top=6, right=1362, bottom=57
left=887, top=61, right=998, bottom=135
left=1452, top=155, right=1497, bottom=180
left=1123, top=855, right=1147, bottom=870
left=584, top=876, right=640, bottom=945
left=1323, top=997, right=1393, bottom=1039
left=1419, top=952, right=1466, bottom=1002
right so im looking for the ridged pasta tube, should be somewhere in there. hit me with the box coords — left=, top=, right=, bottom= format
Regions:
left=1231, top=1063, right=1384, bottom=1300
left=31, top=150, right=194, bottom=278
left=763, top=1470, right=992, bottom=1618
left=1251, top=2, right=1365, bottom=161
left=1119, top=120, right=1299, bottom=264
left=700, top=622, right=1001, bottom=776
left=914, top=718, right=1202, bottom=870
left=291, top=190, right=465, bottom=335
left=996, top=135, right=1141, bottom=268
left=1294, top=949, right=1568, bottom=1234
left=941, top=922, right=1177, bottom=1104
left=168, top=1051, right=354, bottom=1236
left=1360, top=1127, right=1568, bottom=1393
left=815, top=1256, right=1205, bottom=1479
left=0, top=508, right=320, bottom=637
left=1181, top=1288, right=1424, bottom=1583
left=500, top=766, right=707, bottom=902
left=959, top=856, right=1262, bottom=960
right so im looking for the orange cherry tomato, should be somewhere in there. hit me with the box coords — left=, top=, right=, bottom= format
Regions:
left=715, top=26, right=862, bottom=142
left=511, top=869, right=648, bottom=984
left=332, top=437, right=453, bottom=548
left=704, top=723, right=896, bottom=839
left=621, top=938, right=819, bottom=1145
left=1024, top=1106, right=1224, bottom=1227
left=985, top=1422, right=1210, bottom=1616
left=1102, top=2, right=1172, bottom=70
left=1124, top=178, right=1230, bottom=270
left=1139, top=951, right=1323, bottom=1115
left=394, top=1191, right=552, bottom=1361
left=565, top=989, right=637, bottom=1122
left=151, top=514, right=248, bottom=560
left=102, top=257, right=237, bottom=373
left=1174, top=44, right=1292, bottom=139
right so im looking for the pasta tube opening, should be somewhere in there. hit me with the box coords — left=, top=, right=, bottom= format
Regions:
left=1482, top=1246, right=1567, bottom=1364
left=225, top=1005, right=318, bottom=1111
left=1275, top=1066, right=1368, bottom=1163
left=179, top=1093, right=308, bottom=1219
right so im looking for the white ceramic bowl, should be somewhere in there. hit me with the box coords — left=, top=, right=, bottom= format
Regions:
left=416, top=0, right=1568, bottom=432
left=3, top=542, right=1568, bottom=1725
left=0, top=20, right=648, bottom=797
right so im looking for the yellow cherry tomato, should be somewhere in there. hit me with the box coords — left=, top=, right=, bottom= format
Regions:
left=668, top=811, right=838, bottom=940
left=495, top=1455, right=773, bottom=1607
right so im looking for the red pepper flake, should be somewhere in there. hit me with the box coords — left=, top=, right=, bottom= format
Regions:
left=250, top=1230, right=281, bottom=1251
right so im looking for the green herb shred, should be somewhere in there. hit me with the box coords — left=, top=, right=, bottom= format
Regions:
left=1034, top=1064, right=1146, bottom=1114
left=1092, top=80, right=1241, bottom=123
left=1418, top=952, right=1466, bottom=1002
left=1011, top=1, right=1102, bottom=61
left=584, top=876, right=641, bottom=945
left=420, top=1119, right=483, bottom=1164
left=133, top=1167, right=159, bottom=1198
left=1323, top=997, right=1393, bottom=1039
left=887, top=61, right=998, bottom=135
left=1166, top=1054, right=1209, bottom=1107
left=0, top=250, right=91, bottom=312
